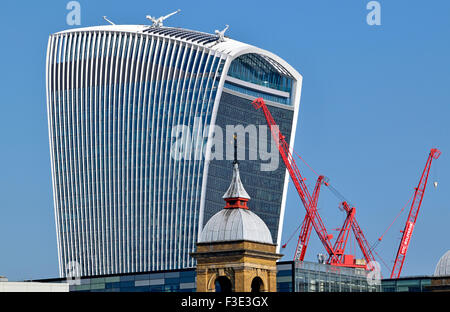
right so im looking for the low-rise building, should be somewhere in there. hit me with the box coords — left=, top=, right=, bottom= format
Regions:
left=0, top=278, right=68, bottom=292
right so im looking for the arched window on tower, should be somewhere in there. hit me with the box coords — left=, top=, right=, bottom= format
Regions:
left=215, top=276, right=232, bottom=293
left=251, top=277, right=264, bottom=292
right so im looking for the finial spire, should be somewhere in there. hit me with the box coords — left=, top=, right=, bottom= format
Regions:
left=233, top=134, right=238, bottom=165
left=223, top=135, right=250, bottom=209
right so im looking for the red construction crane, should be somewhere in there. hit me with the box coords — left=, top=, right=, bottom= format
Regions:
left=252, top=98, right=336, bottom=258
left=252, top=97, right=376, bottom=269
left=390, top=148, right=441, bottom=278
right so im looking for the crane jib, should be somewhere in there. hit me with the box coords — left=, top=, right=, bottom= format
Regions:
left=390, top=148, right=441, bottom=278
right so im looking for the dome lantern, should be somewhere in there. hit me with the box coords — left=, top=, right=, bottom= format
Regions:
left=222, top=136, right=250, bottom=209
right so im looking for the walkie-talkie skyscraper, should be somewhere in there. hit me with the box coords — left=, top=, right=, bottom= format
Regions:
left=46, top=22, right=302, bottom=277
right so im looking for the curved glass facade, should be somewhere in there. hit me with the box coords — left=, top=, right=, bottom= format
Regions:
left=227, top=53, right=293, bottom=93
left=46, top=26, right=301, bottom=278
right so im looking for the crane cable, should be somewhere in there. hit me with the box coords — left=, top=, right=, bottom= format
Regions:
left=373, top=248, right=391, bottom=272
left=292, top=149, right=320, bottom=177
left=292, top=149, right=352, bottom=205
left=281, top=223, right=302, bottom=248
left=432, top=159, right=439, bottom=188
left=370, top=193, right=414, bottom=253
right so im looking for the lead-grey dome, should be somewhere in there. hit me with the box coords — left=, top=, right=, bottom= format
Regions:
left=199, top=208, right=273, bottom=244
left=434, top=250, right=450, bottom=277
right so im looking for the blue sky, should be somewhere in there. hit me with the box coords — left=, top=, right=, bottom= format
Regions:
left=0, top=0, right=449, bottom=280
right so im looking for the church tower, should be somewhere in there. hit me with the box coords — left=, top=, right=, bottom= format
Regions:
left=191, top=137, right=282, bottom=292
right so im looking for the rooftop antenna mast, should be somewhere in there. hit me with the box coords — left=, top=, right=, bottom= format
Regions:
left=146, top=9, right=181, bottom=27
left=103, top=16, right=115, bottom=25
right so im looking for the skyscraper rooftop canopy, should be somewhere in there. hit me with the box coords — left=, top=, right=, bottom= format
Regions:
left=54, top=25, right=301, bottom=85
